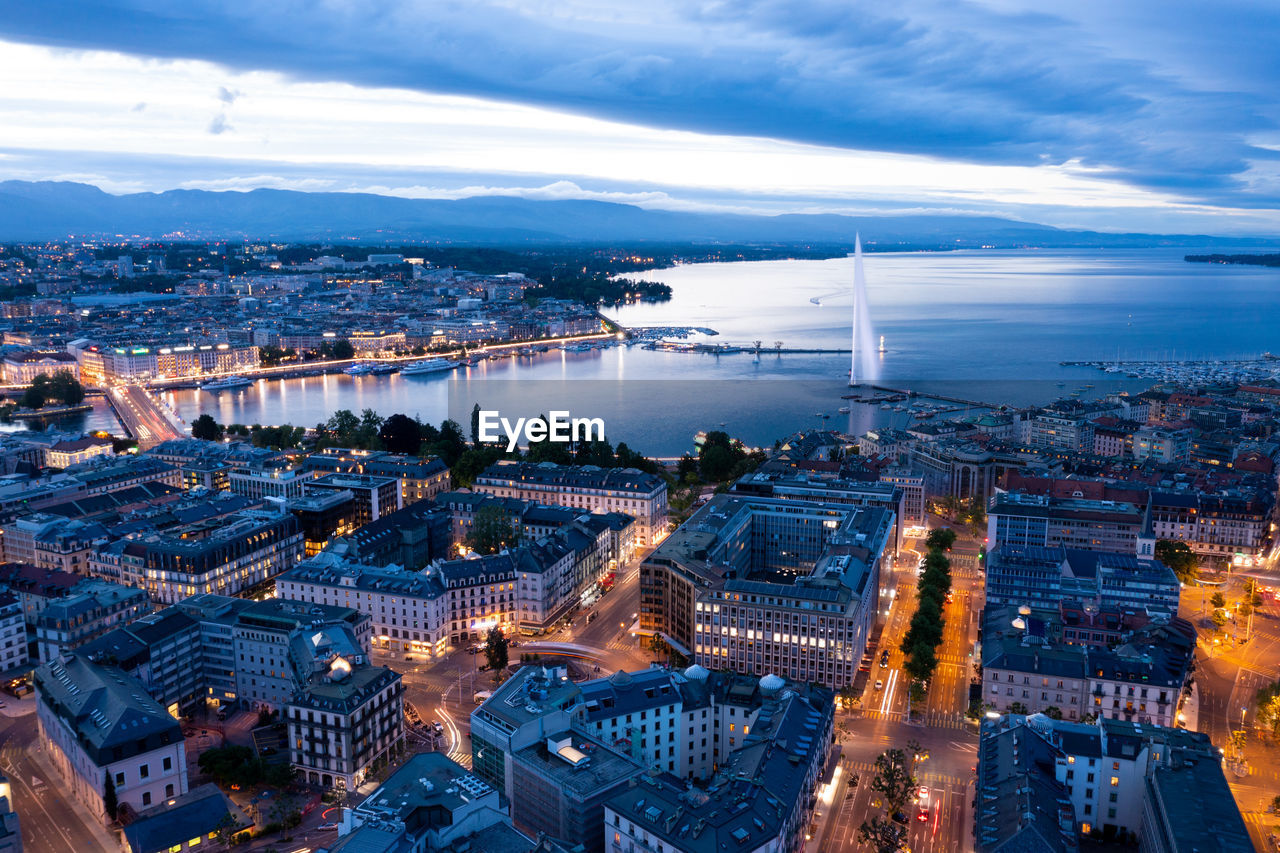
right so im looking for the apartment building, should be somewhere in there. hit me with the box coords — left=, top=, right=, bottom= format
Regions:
left=33, top=579, right=151, bottom=662
left=981, top=605, right=1194, bottom=727
left=35, top=654, right=188, bottom=823
left=276, top=553, right=449, bottom=658
left=0, top=594, right=27, bottom=674
left=474, top=461, right=668, bottom=547
left=286, top=625, right=403, bottom=790
left=336, top=753, right=530, bottom=852
left=603, top=677, right=833, bottom=853
left=110, top=509, right=304, bottom=603
left=977, top=713, right=1251, bottom=851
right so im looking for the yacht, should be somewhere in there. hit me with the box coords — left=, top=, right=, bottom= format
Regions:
left=369, top=363, right=398, bottom=375
left=201, top=376, right=253, bottom=391
left=344, top=363, right=376, bottom=375
left=401, top=358, right=460, bottom=376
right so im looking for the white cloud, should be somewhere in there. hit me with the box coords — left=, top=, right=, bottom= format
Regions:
left=0, top=39, right=1277, bottom=232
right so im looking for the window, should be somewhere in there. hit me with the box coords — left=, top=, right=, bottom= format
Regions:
left=142, top=792, right=152, bottom=806
left=1110, top=776, right=1119, bottom=786
left=140, top=764, right=150, bottom=779
left=163, top=756, right=172, bottom=771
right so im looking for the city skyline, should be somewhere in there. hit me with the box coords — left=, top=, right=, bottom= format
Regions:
left=2, top=2, right=1280, bottom=234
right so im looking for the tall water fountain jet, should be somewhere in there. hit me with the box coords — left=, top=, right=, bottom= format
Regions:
left=850, top=234, right=879, bottom=386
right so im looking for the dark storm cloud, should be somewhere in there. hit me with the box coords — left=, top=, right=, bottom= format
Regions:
left=2, top=0, right=1277, bottom=206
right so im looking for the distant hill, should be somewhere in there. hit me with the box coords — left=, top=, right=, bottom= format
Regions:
left=0, top=180, right=1263, bottom=247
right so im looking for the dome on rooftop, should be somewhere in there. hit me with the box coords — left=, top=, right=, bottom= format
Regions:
left=683, top=664, right=710, bottom=682
left=609, top=670, right=633, bottom=688
left=760, top=673, right=785, bottom=695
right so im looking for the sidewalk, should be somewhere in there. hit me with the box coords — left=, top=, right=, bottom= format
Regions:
left=0, top=693, right=36, bottom=718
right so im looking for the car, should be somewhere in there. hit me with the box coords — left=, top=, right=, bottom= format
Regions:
left=879, top=657, right=889, bottom=668
left=509, top=640, right=520, bottom=647
left=891, top=811, right=908, bottom=825
left=916, top=807, right=930, bottom=823
left=874, top=680, right=883, bottom=690
left=261, top=746, right=277, bottom=756
left=431, top=721, right=444, bottom=734
left=319, top=823, right=339, bottom=831
left=917, top=785, right=929, bottom=804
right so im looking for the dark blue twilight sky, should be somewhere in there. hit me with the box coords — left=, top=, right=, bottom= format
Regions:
left=2, top=0, right=1278, bottom=233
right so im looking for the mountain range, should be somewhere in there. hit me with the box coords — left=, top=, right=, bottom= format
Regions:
left=0, top=180, right=1265, bottom=247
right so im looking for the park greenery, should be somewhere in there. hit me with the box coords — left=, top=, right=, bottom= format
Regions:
left=197, top=744, right=295, bottom=790
left=466, top=505, right=519, bottom=555
left=1155, top=539, right=1198, bottom=584
left=18, top=369, right=85, bottom=410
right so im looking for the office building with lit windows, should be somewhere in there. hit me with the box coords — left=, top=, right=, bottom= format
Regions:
left=641, top=493, right=894, bottom=689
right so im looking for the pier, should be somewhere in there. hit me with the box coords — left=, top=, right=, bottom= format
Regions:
left=867, top=384, right=1001, bottom=410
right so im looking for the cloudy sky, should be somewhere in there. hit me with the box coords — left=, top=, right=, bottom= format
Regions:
left=3, top=0, right=1279, bottom=233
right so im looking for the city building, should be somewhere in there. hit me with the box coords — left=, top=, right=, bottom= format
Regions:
left=108, top=508, right=304, bottom=603
left=277, top=552, right=449, bottom=658
left=303, top=473, right=401, bottom=527
left=473, top=462, right=668, bottom=547
left=35, top=653, right=188, bottom=823
left=983, top=545, right=1180, bottom=614
left=2, top=350, right=79, bottom=385
left=981, top=605, right=1195, bottom=727
left=332, top=752, right=532, bottom=853
left=0, top=774, right=21, bottom=852
left=122, top=783, right=249, bottom=853
left=603, top=674, right=833, bottom=853
left=228, top=457, right=314, bottom=500
left=33, top=579, right=151, bottom=662
left=641, top=492, right=894, bottom=688
left=43, top=437, right=114, bottom=469
left=286, top=624, right=403, bottom=790
left=0, top=594, right=27, bottom=674
left=976, top=713, right=1251, bottom=852
left=287, top=490, right=358, bottom=556
left=988, top=493, right=1149, bottom=557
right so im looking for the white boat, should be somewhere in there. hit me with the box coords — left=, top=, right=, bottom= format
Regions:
left=344, top=363, right=375, bottom=376
left=838, top=406, right=851, bottom=414
left=201, top=376, right=253, bottom=391
left=401, top=358, right=460, bottom=375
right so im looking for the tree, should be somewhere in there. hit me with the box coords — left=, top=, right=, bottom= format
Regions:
left=903, top=642, right=937, bottom=683
left=925, top=528, right=957, bottom=551
left=857, top=815, right=903, bottom=853
left=1210, top=591, right=1227, bottom=610
left=1155, top=539, right=1198, bottom=584
left=1255, top=680, right=1280, bottom=737
left=1009, top=702, right=1029, bottom=715
left=1043, top=706, right=1064, bottom=720
left=326, top=409, right=361, bottom=445
left=467, top=505, right=518, bottom=555
left=192, top=413, right=224, bottom=441
left=19, top=385, right=45, bottom=410
left=103, top=770, right=119, bottom=821
left=430, top=419, right=468, bottom=466
left=470, top=403, right=482, bottom=447
left=331, top=339, right=354, bottom=360
left=379, top=413, right=422, bottom=454
left=484, top=627, right=509, bottom=679
left=48, top=369, right=84, bottom=405
left=868, top=748, right=915, bottom=815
